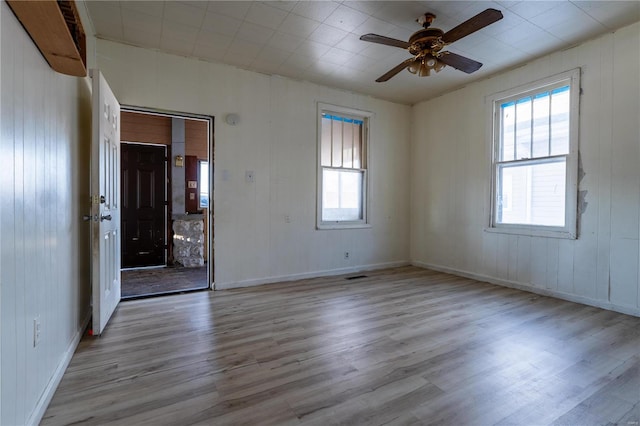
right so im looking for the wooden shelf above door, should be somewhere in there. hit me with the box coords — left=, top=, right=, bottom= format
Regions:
left=7, top=0, right=87, bottom=77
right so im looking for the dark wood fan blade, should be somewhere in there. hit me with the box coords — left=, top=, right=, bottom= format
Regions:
left=360, top=34, right=410, bottom=49
left=375, top=58, right=415, bottom=82
left=442, top=8, right=503, bottom=44
left=438, top=52, right=483, bottom=74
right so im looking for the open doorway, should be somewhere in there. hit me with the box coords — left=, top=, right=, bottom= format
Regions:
left=119, top=108, right=213, bottom=299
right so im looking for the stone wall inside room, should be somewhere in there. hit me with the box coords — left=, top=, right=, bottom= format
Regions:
left=173, top=218, right=204, bottom=267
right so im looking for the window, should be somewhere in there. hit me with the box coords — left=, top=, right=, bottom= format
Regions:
left=489, top=69, right=580, bottom=238
left=317, top=103, right=371, bottom=229
left=199, top=160, right=209, bottom=209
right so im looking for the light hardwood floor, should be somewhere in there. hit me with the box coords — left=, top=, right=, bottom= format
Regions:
left=42, top=266, right=640, bottom=425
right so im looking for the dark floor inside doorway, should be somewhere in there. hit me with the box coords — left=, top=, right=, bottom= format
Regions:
left=121, top=266, right=208, bottom=299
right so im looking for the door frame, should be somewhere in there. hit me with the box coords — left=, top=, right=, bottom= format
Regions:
left=121, top=106, right=215, bottom=290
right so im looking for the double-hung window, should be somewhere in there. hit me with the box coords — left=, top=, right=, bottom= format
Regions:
left=317, top=103, right=371, bottom=229
left=489, top=69, right=580, bottom=238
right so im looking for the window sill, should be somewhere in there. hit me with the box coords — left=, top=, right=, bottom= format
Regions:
left=484, top=226, right=576, bottom=239
left=317, top=223, right=372, bottom=230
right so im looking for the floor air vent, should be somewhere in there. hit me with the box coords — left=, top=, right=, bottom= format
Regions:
left=346, top=275, right=368, bottom=280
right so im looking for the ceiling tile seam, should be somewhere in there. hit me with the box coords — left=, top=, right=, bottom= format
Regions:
left=493, top=18, right=564, bottom=51
left=247, top=5, right=298, bottom=72
left=567, top=1, right=616, bottom=29
left=118, top=2, right=125, bottom=40
left=207, top=1, right=253, bottom=22
left=82, top=1, right=98, bottom=41
left=339, top=2, right=397, bottom=30
left=187, top=3, right=208, bottom=57
left=157, top=2, right=167, bottom=51
left=191, top=1, right=254, bottom=62
left=206, top=9, right=250, bottom=64
left=245, top=3, right=370, bottom=78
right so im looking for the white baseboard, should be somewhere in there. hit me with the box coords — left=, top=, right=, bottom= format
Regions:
left=27, top=310, right=92, bottom=426
left=412, top=261, right=640, bottom=318
left=215, top=260, right=410, bottom=290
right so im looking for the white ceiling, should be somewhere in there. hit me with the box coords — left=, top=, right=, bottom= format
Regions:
left=86, top=1, right=640, bottom=105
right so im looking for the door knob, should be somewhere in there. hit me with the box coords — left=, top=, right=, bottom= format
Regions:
left=100, top=214, right=112, bottom=221
left=82, top=215, right=93, bottom=221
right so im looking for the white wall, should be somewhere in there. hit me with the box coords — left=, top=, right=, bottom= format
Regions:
left=0, top=2, right=94, bottom=425
left=95, top=40, right=412, bottom=288
left=411, top=22, right=640, bottom=316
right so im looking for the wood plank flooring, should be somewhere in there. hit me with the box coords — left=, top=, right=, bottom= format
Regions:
left=42, top=266, right=640, bottom=425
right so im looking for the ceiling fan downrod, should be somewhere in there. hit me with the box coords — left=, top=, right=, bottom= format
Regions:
left=417, top=13, right=436, bottom=29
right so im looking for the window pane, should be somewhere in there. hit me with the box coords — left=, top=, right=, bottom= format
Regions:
left=532, top=92, right=550, bottom=158
left=550, top=86, right=570, bottom=155
left=332, top=118, right=342, bottom=167
left=343, top=121, right=354, bottom=168
left=501, top=102, right=515, bottom=161
left=321, top=116, right=332, bottom=166
left=322, top=169, right=363, bottom=221
left=199, top=161, right=209, bottom=209
left=515, top=98, right=532, bottom=159
left=353, top=122, right=362, bottom=168
left=496, top=159, right=566, bottom=227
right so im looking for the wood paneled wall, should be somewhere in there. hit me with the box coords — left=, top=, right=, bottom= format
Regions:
left=121, top=111, right=171, bottom=145
left=121, top=111, right=208, bottom=158
left=1, top=3, right=92, bottom=424
left=411, top=22, right=640, bottom=316
left=185, top=119, right=208, bottom=160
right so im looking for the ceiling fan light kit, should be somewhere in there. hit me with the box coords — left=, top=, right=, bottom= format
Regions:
left=407, top=55, right=445, bottom=77
left=360, top=8, right=504, bottom=82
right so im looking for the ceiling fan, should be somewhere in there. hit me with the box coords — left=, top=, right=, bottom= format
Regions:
left=360, top=8, right=503, bottom=82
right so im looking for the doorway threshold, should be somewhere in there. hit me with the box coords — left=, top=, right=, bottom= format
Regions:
left=121, top=265, right=209, bottom=299
left=121, top=265, right=166, bottom=272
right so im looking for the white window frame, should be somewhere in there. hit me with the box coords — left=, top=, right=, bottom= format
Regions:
left=317, top=102, right=372, bottom=230
left=486, top=69, right=580, bottom=239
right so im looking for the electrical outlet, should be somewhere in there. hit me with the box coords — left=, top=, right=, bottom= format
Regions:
left=344, top=251, right=350, bottom=259
left=284, top=215, right=291, bottom=223
left=33, top=316, right=41, bottom=347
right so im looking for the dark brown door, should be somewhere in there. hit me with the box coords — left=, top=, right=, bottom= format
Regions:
left=121, top=143, right=166, bottom=268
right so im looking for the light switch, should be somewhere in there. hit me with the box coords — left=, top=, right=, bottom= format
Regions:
left=245, top=171, right=255, bottom=183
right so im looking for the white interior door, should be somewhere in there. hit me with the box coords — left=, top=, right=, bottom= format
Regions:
left=90, top=69, right=121, bottom=335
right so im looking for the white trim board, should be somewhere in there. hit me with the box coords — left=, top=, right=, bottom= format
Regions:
left=215, top=261, right=410, bottom=290
left=26, top=312, right=92, bottom=426
left=412, top=261, right=640, bottom=318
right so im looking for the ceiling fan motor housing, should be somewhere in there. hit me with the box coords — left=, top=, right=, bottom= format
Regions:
left=408, top=28, right=445, bottom=55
